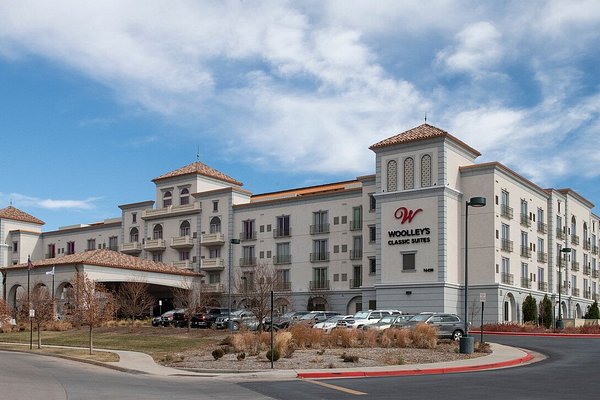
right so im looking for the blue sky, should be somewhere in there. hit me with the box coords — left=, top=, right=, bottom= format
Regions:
left=1, top=0, right=600, bottom=231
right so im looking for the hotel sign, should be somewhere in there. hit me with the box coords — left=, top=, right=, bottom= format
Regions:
left=388, top=207, right=431, bottom=245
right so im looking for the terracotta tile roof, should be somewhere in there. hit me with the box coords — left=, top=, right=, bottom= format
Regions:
left=251, top=180, right=360, bottom=202
left=0, top=206, right=45, bottom=225
left=6, top=249, right=199, bottom=277
left=152, top=162, right=243, bottom=186
left=369, top=123, right=481, bottom=156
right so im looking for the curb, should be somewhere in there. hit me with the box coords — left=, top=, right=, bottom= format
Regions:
left=297, top=351, right=534, bottom=379
left=470, top=330, right=600, bottom=338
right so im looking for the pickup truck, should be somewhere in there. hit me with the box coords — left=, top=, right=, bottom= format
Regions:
left=336, top=310, right=402, bottom=329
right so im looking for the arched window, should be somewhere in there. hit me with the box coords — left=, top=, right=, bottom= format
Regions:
left=571, top=216, right=577, bottom=237
left=163, top=191, right=172, bottom=208
left=420, top=154, right=432, bottom=187
left=583, top=222, right=589, bottom=243
left=404, top=157, right=414, bottom=190
left=180, top=220, right=191, bottom=237
left=129, top=227, right=139, bottom=242
left=210, top=216, right=221, bottom=233
left=180, top=188, right=190, bottom=205
left=153, top=224, right=163, bottom=240
left=386, top=160, right=397, bottom=192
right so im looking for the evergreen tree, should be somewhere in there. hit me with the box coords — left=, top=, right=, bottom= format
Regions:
left=540, top=295, right=553, bottom=328
left=584, top=301, right=600, bottom=319
left=522, top=294, right=538, bottom=323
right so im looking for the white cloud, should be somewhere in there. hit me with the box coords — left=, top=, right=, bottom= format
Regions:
left=8, top=193, right=100, bottom=210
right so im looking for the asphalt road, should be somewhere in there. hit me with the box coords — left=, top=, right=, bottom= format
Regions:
left=1, top=335, right=598, bottom=400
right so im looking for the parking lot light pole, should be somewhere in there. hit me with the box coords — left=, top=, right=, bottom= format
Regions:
left=228, top=238, right=240, bottom=331
left=460, top=196, right=486, bottom=354
left=558, top=247, right=571, bottom=329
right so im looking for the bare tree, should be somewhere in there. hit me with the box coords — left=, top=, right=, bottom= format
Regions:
left=65, top=271, right=115, bottom=354
left=0, top=298, right=11, bottom=331
left=17, top=283, right=54, bottom=348
left=469, top=296, right=482, bottom=324
left=116, top=280, right=155, bottom=327
left=235, top=262, right=286, bottom=331
left=172, top=278, right=214, bottom=332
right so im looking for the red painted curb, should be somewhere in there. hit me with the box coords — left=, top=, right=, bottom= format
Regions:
left=470, top=330, right=600, bottom=338
left=297, top=351, right=534, bottom=379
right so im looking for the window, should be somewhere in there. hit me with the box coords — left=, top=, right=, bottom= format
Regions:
left=402, top=253, right=415, bottom=271
left=209, top=247, right=221, bottom=258
left=352, top=265, right=362, bottom=288
left=153, top=224, right=163, bottom=240
left=130, top=227, right=139, bottom=242
left=538, top=268, right=544, bottom=286
left=312, top=267, right=328, bottom=290
left=369, top=193, right=376, bottom=211
left=276, top=215, right=291, bottom=237
left=351, top=236, right=362, bottom=259
left=213, top=200, right=219, bottom=212
left=12, top=242, right=18, bottom=253
left=242, top=219, right=256, bottom=240
left=209, top=272, right=221, bottom=284
left=369, top=225, right=376, bottom=242
left=275, top=242, right=290, bottom=264
left=66, top=241, right=75, bottom=255
left=312, top=239, right=328, bottom=261
left=241, top=246, right=256, bottom=266
left=537, top=208, right=543, bottom=224
left=351, top=206, right=362, bottom=230
left=152, top=252, right=163, bottom=262
left=210, top=217, right=221, bottom=233
left=180, top=220, right=191, bottom=236
left=312, top=211, right=329, bottom=234
left=47, top=244, right=56, bottom=258
left=180, top=188, right=190, bottom=205
left=109, top=236, right=118, bottom=251
left=386, top=160, right=397, bottom=191
left=403, top=157, right=414, bottom=190
left=179, top=250, right=190, bottom=261
left=163, top=191, right=172, bottom=208
left=369, top=258, right=376, bottom=275
left=87, top=239, right=96, bottom=251
left=420, top=154, right=432, bottom=187
left=132, top=212, right=137, bottom=223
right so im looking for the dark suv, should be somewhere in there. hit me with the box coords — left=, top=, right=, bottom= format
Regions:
left=190, top=307, right=229, bottom=329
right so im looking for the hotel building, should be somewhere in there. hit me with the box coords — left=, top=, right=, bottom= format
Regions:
left=2, top=124, right=599, bottom=322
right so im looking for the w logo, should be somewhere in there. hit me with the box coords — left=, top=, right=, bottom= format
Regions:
left=394, top=207, right=423, bottom=224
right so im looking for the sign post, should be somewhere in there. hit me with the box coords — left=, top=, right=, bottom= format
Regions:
left=479, top=293, right=486, bottom=345
left=29, top=309, right=35, bottom=350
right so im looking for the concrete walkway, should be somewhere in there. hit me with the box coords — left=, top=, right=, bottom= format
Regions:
left=1, top=341, right=535, bottom=380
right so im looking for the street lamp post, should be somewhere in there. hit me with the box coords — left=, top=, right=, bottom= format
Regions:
left=228, top=238, right=240, bottom=331
left=558, top=247, right=571, bottom=329
left=460, top=196, right=486, bottom=354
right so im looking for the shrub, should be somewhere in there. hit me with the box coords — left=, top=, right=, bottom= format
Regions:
left=340, top=353, right=359, bottom=363
left=522, top=295, right=537, bottom=323
left=539, top=295, right=553, bottom=329
left=361, top=329, right=380, bottom=347
left=584, top=301, right=600, bottom=319
left=381, top=328, right=411, bottom=348
left=410, top=323, right=438, bottom=349
left=212, top=348, right=225, bottom=360
left=230, top=332, right=266, bottom=355
left=475, top=341, right=492, bottom=353
left=44, top=320, right=73, bottom=331
left=289, top=324, right=324, bottom=349
left=236, top=352, right=246, bottom=361
left=266, top=349, right=280, bottom=362
left=330, top=328, right=360, bottom=348
left=275, top=331, right=294, bottom=357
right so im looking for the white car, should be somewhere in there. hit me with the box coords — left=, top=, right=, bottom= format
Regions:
left=313, top=315, right=353, bottom=333
left=336, top=310, right=402, bottom=329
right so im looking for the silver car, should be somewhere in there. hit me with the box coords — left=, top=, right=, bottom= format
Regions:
left=401, top=313, right=468, bottom=340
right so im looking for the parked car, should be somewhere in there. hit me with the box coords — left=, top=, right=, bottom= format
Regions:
left=264, top=311, right=310, bottom=331
left=336, top=310, right=402, bottom=329
left=294, top=311, right=340, bottom=326
left=215, top=310, right=258, bottom=331
left=400, top=312, right=468, bottom=340
left=190, top=307, right=229, bottom=329
left=388, top=314, right=415, bottom=328
left=172, top=310, right=190, bottom=328
left=313, top=315, right=353, bottom=333
left=151, top=309, right=185, bottom=327
left=363, top=314, right=413, bottom=331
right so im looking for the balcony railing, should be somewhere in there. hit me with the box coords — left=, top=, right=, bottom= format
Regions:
left=201, top=283, right=225, bottom=293
left=520, top=214, right=531, bottom=227
left=240, top=231, right=257, bottom=241
left=350, top=279, right=362, bottom=289
left=310, top=224, right=330, bottom=234
left=537, top=222, right=547, bottom=234
left=537, top=252, right=548, bottom=263
left=200, top=233, right=225, bottom=246
left=584, top=289, right=592, bottom=299
left=121, top=242, right=142, bottom=254
left=560, top=286, right=569, bottom=295
left=501, top=205, right=514, bottom=219
left=556, top=228, right=565, bottom=240
left=571, top=235, right=580, bottom=245
left=572, top=262, right=580, bottom=272
left=501, top=239, right=514, bottom=252
left=144, top=239, right=166, bottom=251
left=171, top=236, right=194, bottom=249
left=310, top=252, right=330, bottom=262
left=520, top=246, right=531, bottom=258
left=584, top=265, right=591, bottom=275
left=309, top=280, right=330, bottom=290
left=273, top=254, right=292, bottom=265
left=584, top=240, right=591, bottom=251
left=200, top=258, right=225, bottom=270
left=349, top=249, right=363, bottom=260
left=142, top=201, right=201, bottom=219
left=538, top=282, right=548, bottom=292
left=593, top=245, right=599, bottom=255
left=274, top=281, right=292, bottom=291
left=501, top=273, right=514, bottom=285
left=349, top=220, right=362, bottom=231
left=273, top=228, right=291, bottom=238
left=593, top=270, right=599, bottom=279
left=573, top=288, right=580, bottom=297
left=239, top=257, right=257, bottom=267
left=521, top=277, right=531, bottom=288
left=172, top=260, right=192, bottom=270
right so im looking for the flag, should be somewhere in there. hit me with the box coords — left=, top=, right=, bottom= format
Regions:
left=46, top=266, right=55, bottom=276
left=27, top=256, right=33, bottom=270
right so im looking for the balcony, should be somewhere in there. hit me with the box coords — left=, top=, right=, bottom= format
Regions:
left=556, top=228, right=565, bottom=240
left=573, top=288, right=580, bottom=297
left=239, top=257, right=257, bottom=267
left=501, top=239, right=514, bottom=252
left=240, top=231, right=257, bottom=241
left=121, top=242, right=142, bottom=254
left=538, top=282, right=548, bottom=292
left=310, top=252, right=330, bottom=262
left=594, top=293, right=599, bottom=301
left=172, top=260, right=192, bottom=270
left=593, top=245, right=599, bottom=255
left=142, top=201, right=201, bottom=220
left=310, top=280, right=330, bottom=290
left=572, top=262, right=580, bottom=272
left=593, top=270, right=599, bottom=279
left=273, top=254, right=292, bottom=265
left=273, top=228, right=292, bottom=238
left=560, top=286, right=569, bottom=295
left=201, top=283, right=225, bottom=293
left=537, top=222, right=547, bottom=234
left=274, top=281, right=292, bottom=291
left=501, top=273, right=514, bottom=285
left=500, top=205, right=513, bottom=219
left=349, top=249, right=363, bottom=260
left=571, top=235, right=580, bottom=245
left=584, top=289, right=592, bottom=299
left=144, top=239, right=166, bottom=251
left=310, top=224, right=330, bottom=235
left=584, top=240, right=591, bottom=251
left=520, top=214, right=531, bottom=227
left=200, top=258, right=225, bottom=270
left=584, top=265, right=591, bottom=275
left=350, top=279, right=362, bottom=289
left=349, top=220, right=362, bottom=231
left=520, top=246, right=531, bottom=258
left=171, top=236, right=194, bottom=249
left=537, top=252, right=548, bottom=263
left=521, top=277, right=531, bottom=288
left=200, top=233, right=225, bottom=246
